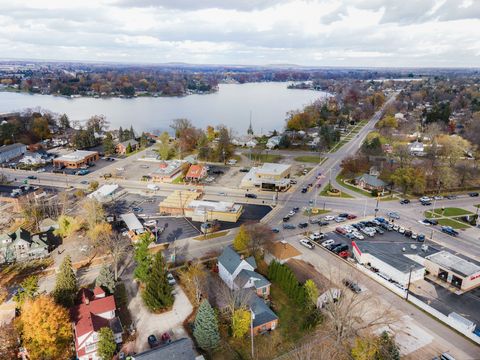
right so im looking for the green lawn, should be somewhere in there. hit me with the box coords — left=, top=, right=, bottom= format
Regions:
left=335, top=173, right=373, bottom=197
left=320, top=183, right=354, bottom=198
left=251, top=153, right=283, bottom=163
left=431, top=207, right=473, bottom=217
left=437, top=218, right=470, bottom=230
left=294, top=155, right=324, bottom=163
left=424, top=211, right=442, bottom=219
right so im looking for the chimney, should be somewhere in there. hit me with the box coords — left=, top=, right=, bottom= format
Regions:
left=240, top=255, right=244, bottom=260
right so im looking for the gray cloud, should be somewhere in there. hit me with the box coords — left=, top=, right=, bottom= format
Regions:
left=113, top=0, right=288, bottom=11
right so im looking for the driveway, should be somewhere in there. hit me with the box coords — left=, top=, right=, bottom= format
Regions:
left=126, top=281, right=193, bottom=353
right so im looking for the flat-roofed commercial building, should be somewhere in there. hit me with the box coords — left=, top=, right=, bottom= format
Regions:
left=240, top=163, right=291, bottom=192
left=0, top=143, right=27, bottom=163
left=53, top=150, right=99, bottom=169
left=425, top=251, right=480, bottom=291
left=185, top=200, right=243, bottom=223
left=151, top=160, right=188, bottom=183
left=159, top=190, right=202, bottom=215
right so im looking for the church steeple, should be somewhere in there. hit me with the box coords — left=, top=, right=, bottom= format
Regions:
left=247, top=111, right=253, bottom=135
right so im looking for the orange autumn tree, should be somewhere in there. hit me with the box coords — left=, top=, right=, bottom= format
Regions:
left=20, top=295, right=73, bottom=360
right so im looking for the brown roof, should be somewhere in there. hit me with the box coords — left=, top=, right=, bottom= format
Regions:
left=268, top=241, right=301, bottom=260
left=186, top=164, right=205, bottom=179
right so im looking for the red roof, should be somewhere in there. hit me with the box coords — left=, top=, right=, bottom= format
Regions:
left=186, top=165, right=205, bottom=179
left=71, top=291, right=117, bottom=338
left=93, top=286, right=105, bottom=297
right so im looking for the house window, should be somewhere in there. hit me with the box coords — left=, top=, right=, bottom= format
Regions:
left=262, top=287, right=267, bottom=294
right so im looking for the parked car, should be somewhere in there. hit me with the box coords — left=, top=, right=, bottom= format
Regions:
left=375, top=217, right=386, bottom=223
left=292, top=207, right=300, bottom=212
left=425, top=218, right=438, bottom=225
left=148, top=334, right=160, bottom=348
left=290, top=178, right=297, bottom=184
left=321, top=239, right=335, bottom=247
left=347, top=214, right=357, bottom=220
left=418, top=219, right=432, bottom=226
left=309, top=218, right=320, bottom=224
left=417, top=234, right=426, bottom=242
left=387, top=211, right=400, bottom=219
left=392, top=224, right=400, bottom=231
left=433, top=195, right=444, bottom=200
left=27, top=175, right=37, bottom=180
left=327, top=243, right=341, bottom=251
left=421, top=201, right=432, bottom=206
left=411, top=232, right=418, bottom=240
left=283, top=223, right=296, bottom=230
left=404, top=230, right=413, bottom=237
left=283, top=216, right=290, bottom=222
left=333, top=244, right=349, bottom=254
left=132, top=206, right=143, bottom=212
left=288, top=210, right=296, bottom=217
left=338, top=250, right=350, bottom=259
left=352, top=231, right=364, bottom=240
left=335, top=216, right=347, bottom=223
left=167, top=273, right=176, bottom=286
left=309, top=232, right=324, bottom=241
left=144, top=220, right=157, bottom=227
left=468, top=192, right=479, bottom=197
left=400, top=199, right=410, bottom=204
left=271, top=228, right=280, bottom=233
left=335, top=227, right=347, bottom=235
left=298, top=222, right=308, bottom=229
left=324, top=215, right=335, bottom=221
left=343, top=279, right=362, bottom=293
left=441, top=226, right=459, bottom=236
left=374, top=227, right=384, bottom=235
left=419, top=196, right=432, bottom=202
left=338, top=213, right=349, bottom=218
left=445, top=194, right=457, bottom=199
left=398, top=227, right=406, bottom=234
left=300, top=238, right=315, bottom=249
left=301, top=187, right=308, bottom=193
left=318, top=220, right=329, bottom=226
left=239, top=168, right=250, bottom=172
left=245, top=193, right=257, bottom=198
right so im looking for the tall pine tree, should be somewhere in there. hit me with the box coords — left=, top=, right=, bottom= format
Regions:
left=193, top=299, right=220, bottom=351
left=141, top=252, right=174, bottom=312
left=53, top=255, right=78, bottom=307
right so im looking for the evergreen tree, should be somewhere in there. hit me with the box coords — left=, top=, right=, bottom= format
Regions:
left=13, top=275, right=39, bottom=306
left=129, top=125, right=135, bottom=139
left=141, top=252, right=174, bottom=312
left=140, top=132, right=148, bottom=148
left=95, top=265, right=116, bottom=293
left=103, top=132, right=115, bottom=155
left=134, top=233, right=153, bottom=283
left=118, top=126, right=124, bottom=142
left=193, top=300, right=220, bottom=351
left=53, top=255, right=78, bottom=307
left=126, top=142, right=133, bottom=154
left=97, top=327, right=116, bottom=360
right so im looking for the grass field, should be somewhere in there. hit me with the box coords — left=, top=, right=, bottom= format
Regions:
left=320, top=183, right=354, bottom=198
left=294, top=155, right=324, bottom=163
left=251, top=153, right=283, bottom=163
left=437, top=218, right=470, bottom=230
left=431, top=207, right=473, bottom=217
left=335, top=173, right=373, bottom=197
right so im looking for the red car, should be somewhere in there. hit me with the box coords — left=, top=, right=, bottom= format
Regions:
left=338, top=250, right=350, bottom=258
left=335, top=227, right=347, bottom=235
left=347, top=214, right=357, bottom=220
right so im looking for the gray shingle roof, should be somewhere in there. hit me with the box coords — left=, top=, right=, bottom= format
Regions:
left=132, top=338, right=196, bottom=360
left=119, top=139, right=138, bottom=148
left=356, top=173, right=386, bottom=188
left=234, top=269, right=270, bottom=290
left=249, top=295, right=278, bottom=328
left=218, top=246, right=243, bottom=275
left=0, top=143, right=25, bottom=154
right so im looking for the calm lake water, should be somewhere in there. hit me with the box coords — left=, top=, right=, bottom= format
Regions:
left=0, top=82, right=326, bottom=134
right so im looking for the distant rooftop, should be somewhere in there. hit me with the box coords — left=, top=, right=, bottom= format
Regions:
left=153, top=160, right=185, bottom=176
left=426, top=251, right=480, bottom=277
left=0, top=143, right=25, bottom=154
left=55, top=150, right=98, bottom=162
left=258, top=163, right=291, bottom=174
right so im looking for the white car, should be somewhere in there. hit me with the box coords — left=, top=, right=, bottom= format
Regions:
left=116, top=167, right=125, bottom=171
left=392, top=224, right=400, bottom=231
left=300, top=238, right=315, bottom=249
left=144, top=220, right=157, bottom=227
left=335, top=217, right=346, bottom=223
left=36, top=168, right=46, bottom=173
left=167, top=273, right=176, bottom=286
left=309, top=232, right=324, bottom=241
left=419, top=196, right=431, bottom=202
left=352, top=231, right=364, bottom=240
left=288, top=210, right=296, bottom=217
left=411, top=233, right=418, bottom=240
left=398, top=227, right=406, bottom=234
left=324, top=215, right=335, bottom=221
left=321, top=239, right=335, bottom=247
left=418, top=220, right=431, bottom=226
left=343, top=225, right=355, bottom=233
left=433, top=195, right=443, bottom=200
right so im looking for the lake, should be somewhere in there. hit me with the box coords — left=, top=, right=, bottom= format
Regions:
left=0, top=82, right=326, bottom=134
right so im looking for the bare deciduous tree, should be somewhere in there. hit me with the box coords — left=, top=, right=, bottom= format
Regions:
left=213, top=278, right=253, bottom=320
left=97, top=233, right=130, bottom=281
left=178, top=261, right=207, bottom=306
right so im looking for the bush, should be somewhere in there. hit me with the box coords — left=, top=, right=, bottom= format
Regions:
left=371, top=189, right=379, bottom=197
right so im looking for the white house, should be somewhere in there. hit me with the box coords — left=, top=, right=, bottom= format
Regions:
left=232, top=136, right=258, bottom=148
left=408, top=141, right=425, bottom=156
left=218, top=246, right=271, bottom=297
left=71, top=287, right=123, bottom=360
left=266, top=136, right=281, bottom=149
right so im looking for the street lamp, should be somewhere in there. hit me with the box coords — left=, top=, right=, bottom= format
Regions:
left=406, top=265, right=415, bottom=301
left=374, top=195, right=379, bottom=218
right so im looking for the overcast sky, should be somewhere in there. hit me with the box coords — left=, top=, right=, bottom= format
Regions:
left=0, top=0, right=479, bottom=67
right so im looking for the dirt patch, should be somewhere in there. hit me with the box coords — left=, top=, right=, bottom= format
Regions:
left=286, top=259, right=332, bottom=292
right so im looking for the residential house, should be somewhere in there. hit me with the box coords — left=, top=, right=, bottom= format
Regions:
left=266, top=136, right=281, bottom=149
left=265, top=241, right=302, bottom=264
left=218, top=246, right=270, bottom=297
left=70, top=287, right=123, bottom=360
left=0, top=184, right=45, bottom=212
left=19, top=151, right=51, bottom=165
left=131, top=338, right=196, bottom=360
left=232, top=136, right=258, bottom=148
left=355, top=173, right=386, bottom=192
left=39, top=218, right=59, bottom=232
left=408, top=141, right=425, bottom=156
left=116, top=139, right=139, bottom=155
left=217, top=246, right=278, bottom=334
left=185, top=164, right=207, bottom=183
left=0, top=228, right=50, bottom=264
left=0, top=143, right=27, bottom=163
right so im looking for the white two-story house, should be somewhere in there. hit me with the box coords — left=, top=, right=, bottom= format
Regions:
left=70, top=287, right=123, bottom=360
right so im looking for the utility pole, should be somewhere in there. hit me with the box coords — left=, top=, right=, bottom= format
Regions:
left=374, top=195, right=379, bottom=218
left=250, top=309, right=255, bottom=359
